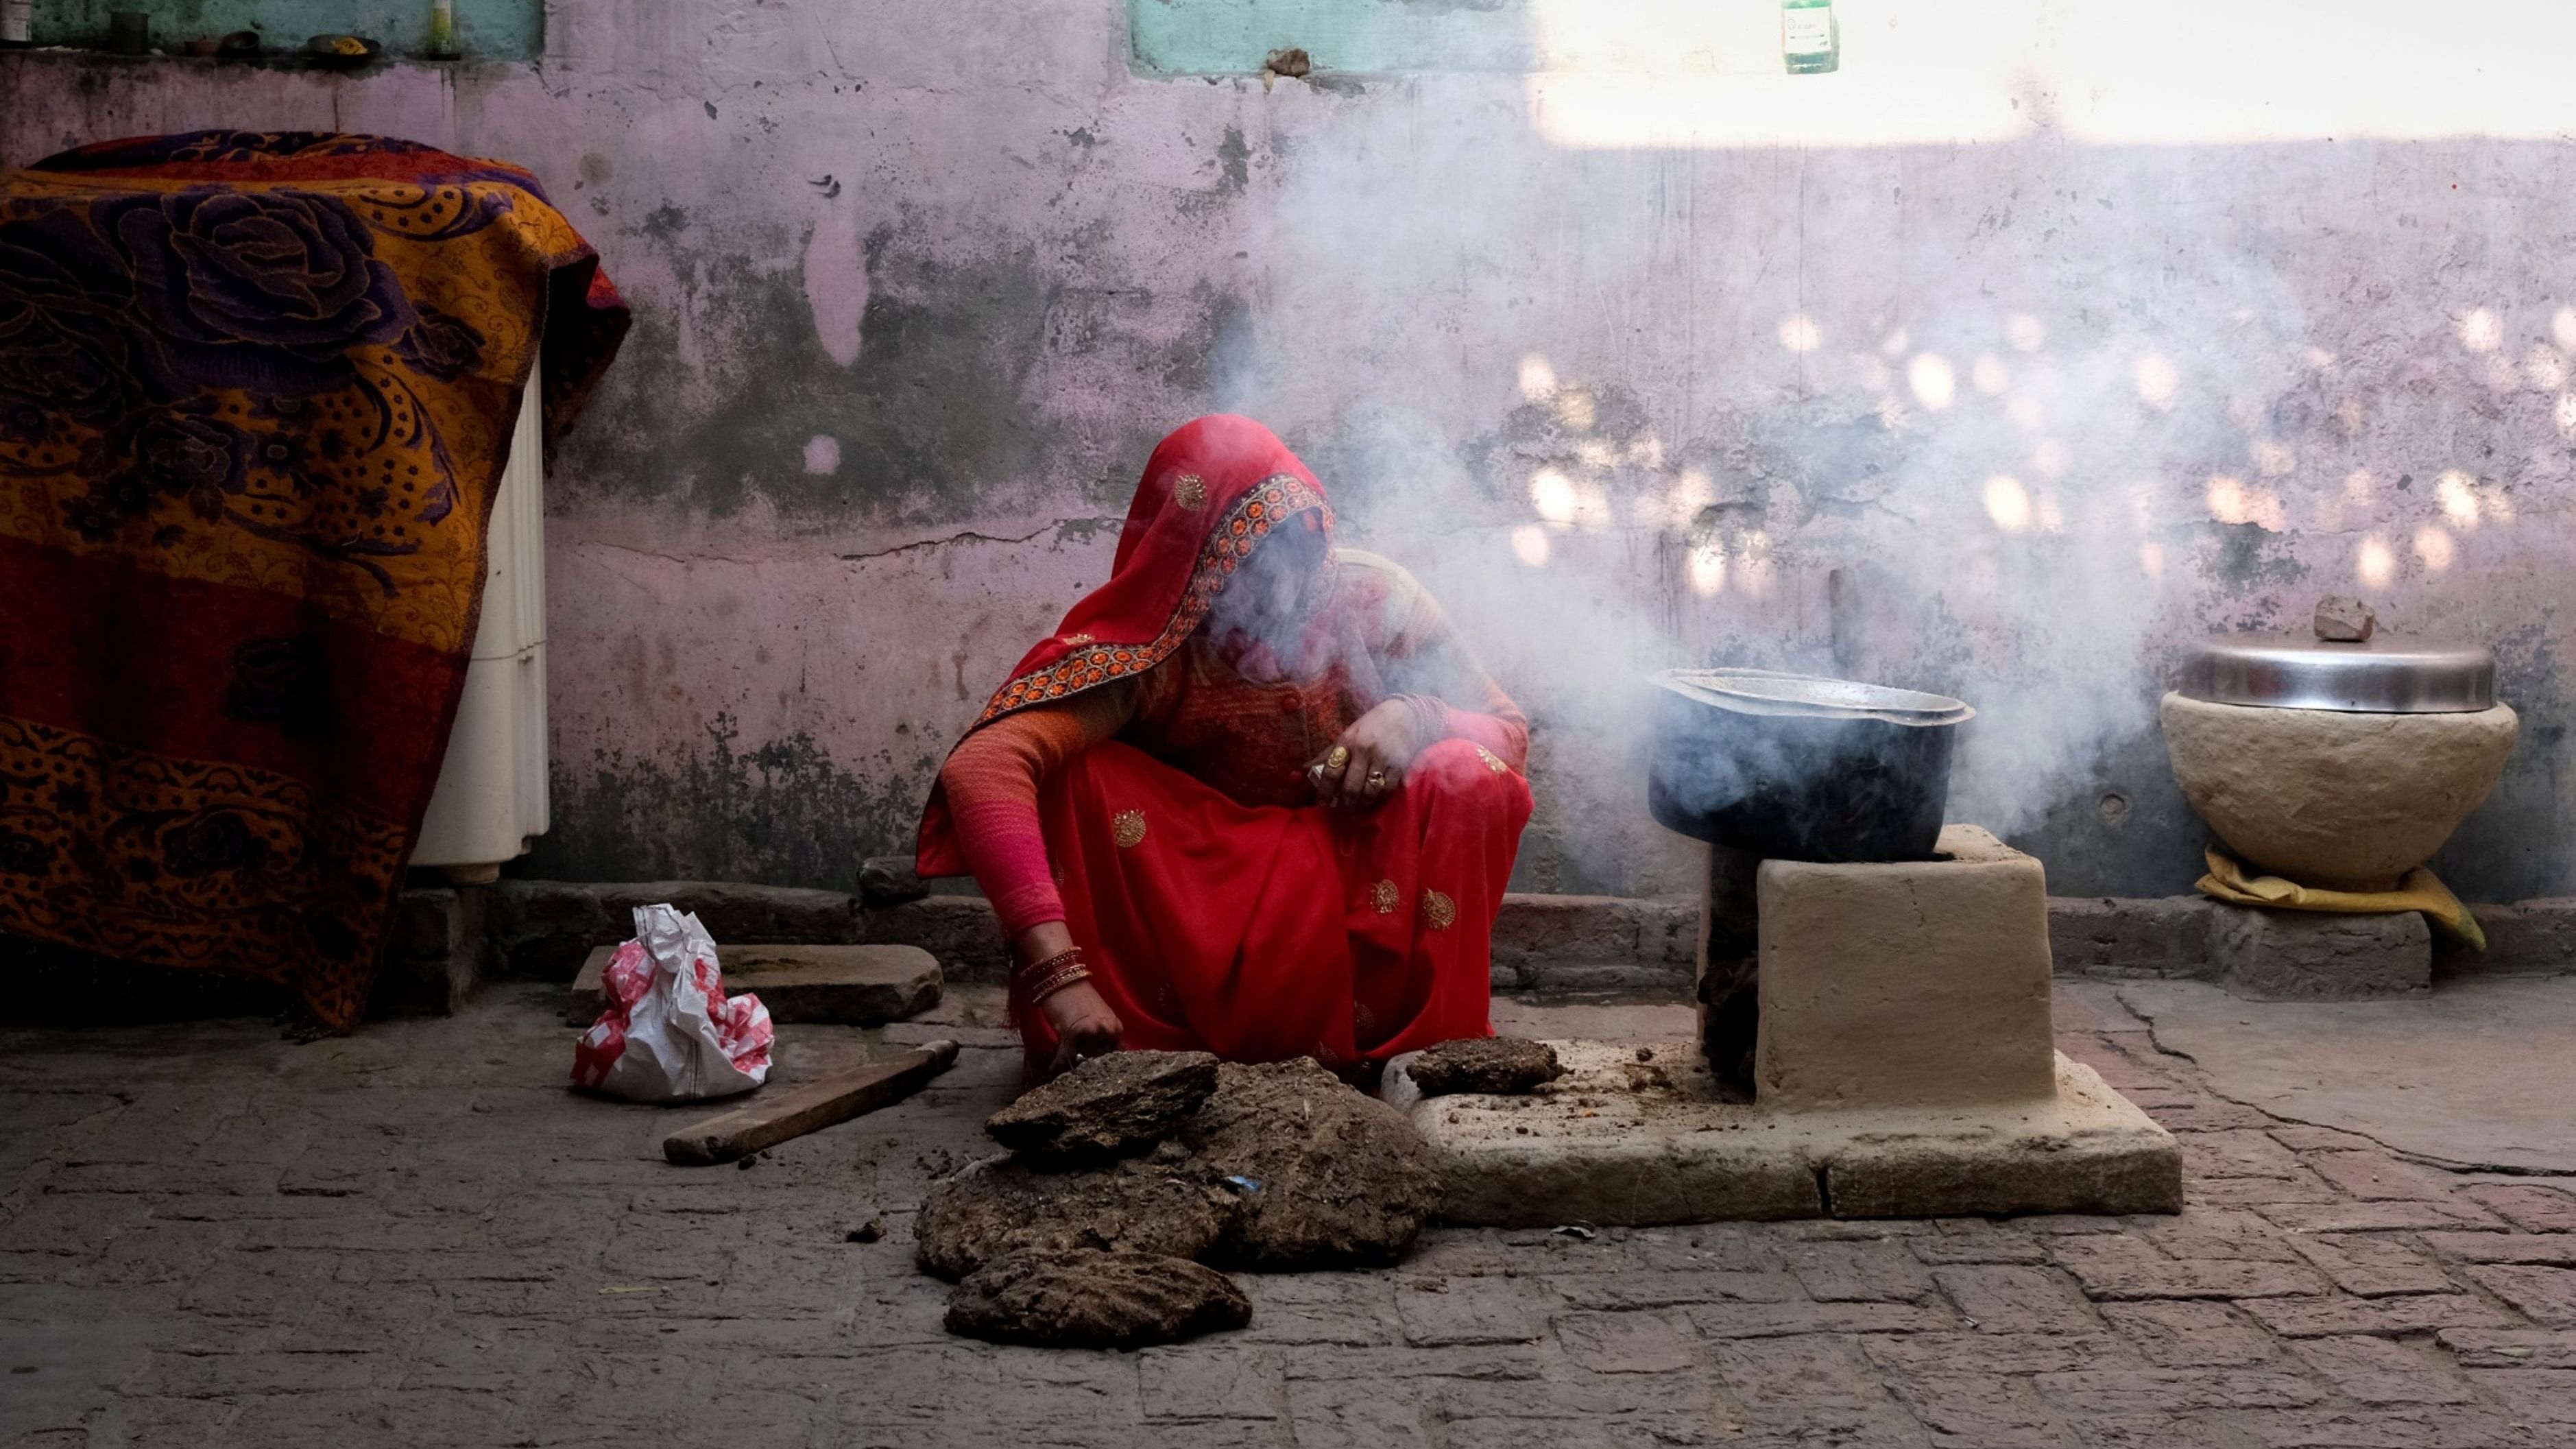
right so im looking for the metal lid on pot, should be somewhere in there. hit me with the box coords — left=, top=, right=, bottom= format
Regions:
left=2176, top=637, right=2495, bottom=713
left=1652, top=668, right=1975, bottom=726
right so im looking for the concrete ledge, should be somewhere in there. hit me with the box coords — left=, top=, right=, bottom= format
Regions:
left=2441, top=897, right=2576, bottom=979
left=368, top=885, right=487, bottom=1018
left=1488, top=893, right=1698, bottom=993
left=1396, top=1040, right=2181, bottom=1226
left=2048, top=896, right=2219, bottom=980
left=489, top=880, right=863, bottom=979
left=2215, top=906, right=2430, bottom=1001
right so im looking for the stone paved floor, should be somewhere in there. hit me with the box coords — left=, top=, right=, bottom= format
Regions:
left=3, top=979, right=2574, bottom=1448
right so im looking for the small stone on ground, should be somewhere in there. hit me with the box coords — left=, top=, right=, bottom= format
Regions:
left=1408, top=1035, right=1565, bottom=1095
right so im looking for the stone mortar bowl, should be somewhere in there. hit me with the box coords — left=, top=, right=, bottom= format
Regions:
left=2160, top=692, right=2518, bottom=891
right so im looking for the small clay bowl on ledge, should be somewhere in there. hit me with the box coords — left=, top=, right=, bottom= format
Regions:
left=182, top=37, right=221, bottom=58
left=304, top=33, right=381, bottom=69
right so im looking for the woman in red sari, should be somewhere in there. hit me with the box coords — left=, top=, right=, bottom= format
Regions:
left=916, top=415, right=1532, bottom=1080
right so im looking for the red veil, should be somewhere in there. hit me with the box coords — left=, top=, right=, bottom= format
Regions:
left=916, top=414, right=1330, bottom=875
left=915, top=416, right=1528, bottom=1067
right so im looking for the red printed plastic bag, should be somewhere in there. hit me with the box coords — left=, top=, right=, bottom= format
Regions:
left=570, top=904, right=773, bottom=1101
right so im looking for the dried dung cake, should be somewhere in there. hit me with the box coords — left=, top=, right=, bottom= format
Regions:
left=914, top=1149, right=1245, bottom=1280
left=1181, top=1058, right=1441, bottom=1270
left=943, top=1249, right=1250, bottom=1348
left=985, top=1050, right=1219, bottom=1163
left=1408, top=1038, right=1564, bottom=1097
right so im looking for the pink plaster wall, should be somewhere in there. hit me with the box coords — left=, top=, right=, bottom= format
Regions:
left=9, top=1, right=2576, bottom=900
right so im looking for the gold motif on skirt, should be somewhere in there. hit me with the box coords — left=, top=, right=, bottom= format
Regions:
left=1173, top=474, right=1207, bottom=510
left=1476, top=745, right=1510, bottom=775
left=1420, top=889, right=1457, bottom=931
left=1061, top=632, right=1094, bottom=647
left=1111, top=809, right=1148, bottom=848
left=1371, top=878, right=1399, bottom=914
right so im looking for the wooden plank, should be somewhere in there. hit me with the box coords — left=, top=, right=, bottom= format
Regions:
left=663, top=1040, right=961, bottom=1166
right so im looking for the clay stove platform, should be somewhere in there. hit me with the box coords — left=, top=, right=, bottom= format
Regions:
left=1388, top=1038, right=2180, bottom=1226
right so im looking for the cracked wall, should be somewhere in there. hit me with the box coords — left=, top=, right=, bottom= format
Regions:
left=9, top=1, right=2576, bottom=900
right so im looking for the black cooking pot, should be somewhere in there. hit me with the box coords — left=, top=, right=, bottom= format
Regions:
left=1646, top=669, right=1973, bottom=863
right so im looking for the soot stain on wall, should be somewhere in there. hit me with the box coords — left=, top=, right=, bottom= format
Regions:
left=526, top=713, right=938, bottom=889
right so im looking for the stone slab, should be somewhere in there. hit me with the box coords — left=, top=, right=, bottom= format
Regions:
left=2213, top=905, right=2431, bottom=1001
left=1392, top=1040, right=2181, bottom=1227
left=1755, top=826, right=2057, bottom=1112
left=2120, top=976, right=2576, bottom=1174
left=564, top=943, right=941, bottom=1026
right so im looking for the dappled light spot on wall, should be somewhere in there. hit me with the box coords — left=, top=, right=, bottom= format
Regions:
left=1688, top=547, right=1726, bottom=597
left=2204, top=475, right=2283, bottom=531
left=2253, top=441, right=2295, bottom=478
left=1879, top=329, right=1910, bottom=359
left=802, top=435, right=842, bottom=476
left=2358, top=538, right=2396, bottom=588
left=1511, top=525, right=1552, bottom=568
left=1778, top=316, right=1821, bottom=352
left=1530, top=469, right=1578, bottom=524
left=2414, top=525, right=2457, bottom=572
left=1972, top=355, right=2010, bottom=396
left=2457, top=308, right=2503, bottom=353
left=2438, top=471, right=2481, bottom=528
left=1518, top=355, right=1558, bottom=401
left=2528, top=347, right=2567, bottom=391
left=2307, top=348, right=2339, bottom=372
left=2337, top=398, right=2368, bottom=435
left=1984, top=475, right=2032, bottom=532
left=1553, top=390, right=1598, bottom=430
left=1909, top=355, right=1957, bottom=411
left=2136, top=355, right=2180, bottom=410
left=2344, top=470, right=2374, bottom=503
left=2556, top=309, right=2576, bottom=354
left=2484, top=355, right=2522, bottom=392
left=2006, top=315, right=2047, bottom=352
left=2139, top=542, right=2167, bottom=582
left=1667, top=470, right=1712, bottom=529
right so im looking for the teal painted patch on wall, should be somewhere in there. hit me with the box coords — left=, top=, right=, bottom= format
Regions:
left=1129, top=0, right=1539, bottom=75
left=32, top=0, right=541, bottom=59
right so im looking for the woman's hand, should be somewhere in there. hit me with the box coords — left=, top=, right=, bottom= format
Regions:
left=1015, top=922, right=1121, bottom=1079
left=1309, top=699, right=1430, bottom=811
left=1037, top=980, right=1123, bottom=1078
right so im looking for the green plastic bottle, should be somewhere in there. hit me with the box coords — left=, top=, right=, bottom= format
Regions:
left=426, top=0, right=458, bottom=58
left=1783, top=0, right=1838, bottom=74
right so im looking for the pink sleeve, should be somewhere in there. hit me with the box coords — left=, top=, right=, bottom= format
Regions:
left=937, top=684, right=1133, bottom=937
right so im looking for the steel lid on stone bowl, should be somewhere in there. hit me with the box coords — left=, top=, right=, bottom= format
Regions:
left=1652, top=667, right=1975, bottom=726
left=2175, top=637, right=2496, bottom=713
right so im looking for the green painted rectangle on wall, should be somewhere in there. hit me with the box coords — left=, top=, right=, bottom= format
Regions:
left=1129, top=0, right=1541, bottom=75
left=32, top=0, right=542, bottom=60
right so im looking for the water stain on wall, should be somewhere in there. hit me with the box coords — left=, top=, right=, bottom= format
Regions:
left=557, top=230, right=1072, bottom=525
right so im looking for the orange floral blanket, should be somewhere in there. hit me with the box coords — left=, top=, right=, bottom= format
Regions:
left=0, top=131, right=628, bottom=1027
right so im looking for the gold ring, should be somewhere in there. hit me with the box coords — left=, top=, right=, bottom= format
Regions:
left=1325, top=745, right=1350, bottom=771
left=1367, top=769, right=1388, bottom=789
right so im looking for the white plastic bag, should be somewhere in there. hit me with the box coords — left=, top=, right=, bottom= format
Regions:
left=570, top=905, right=773, bottom=1101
